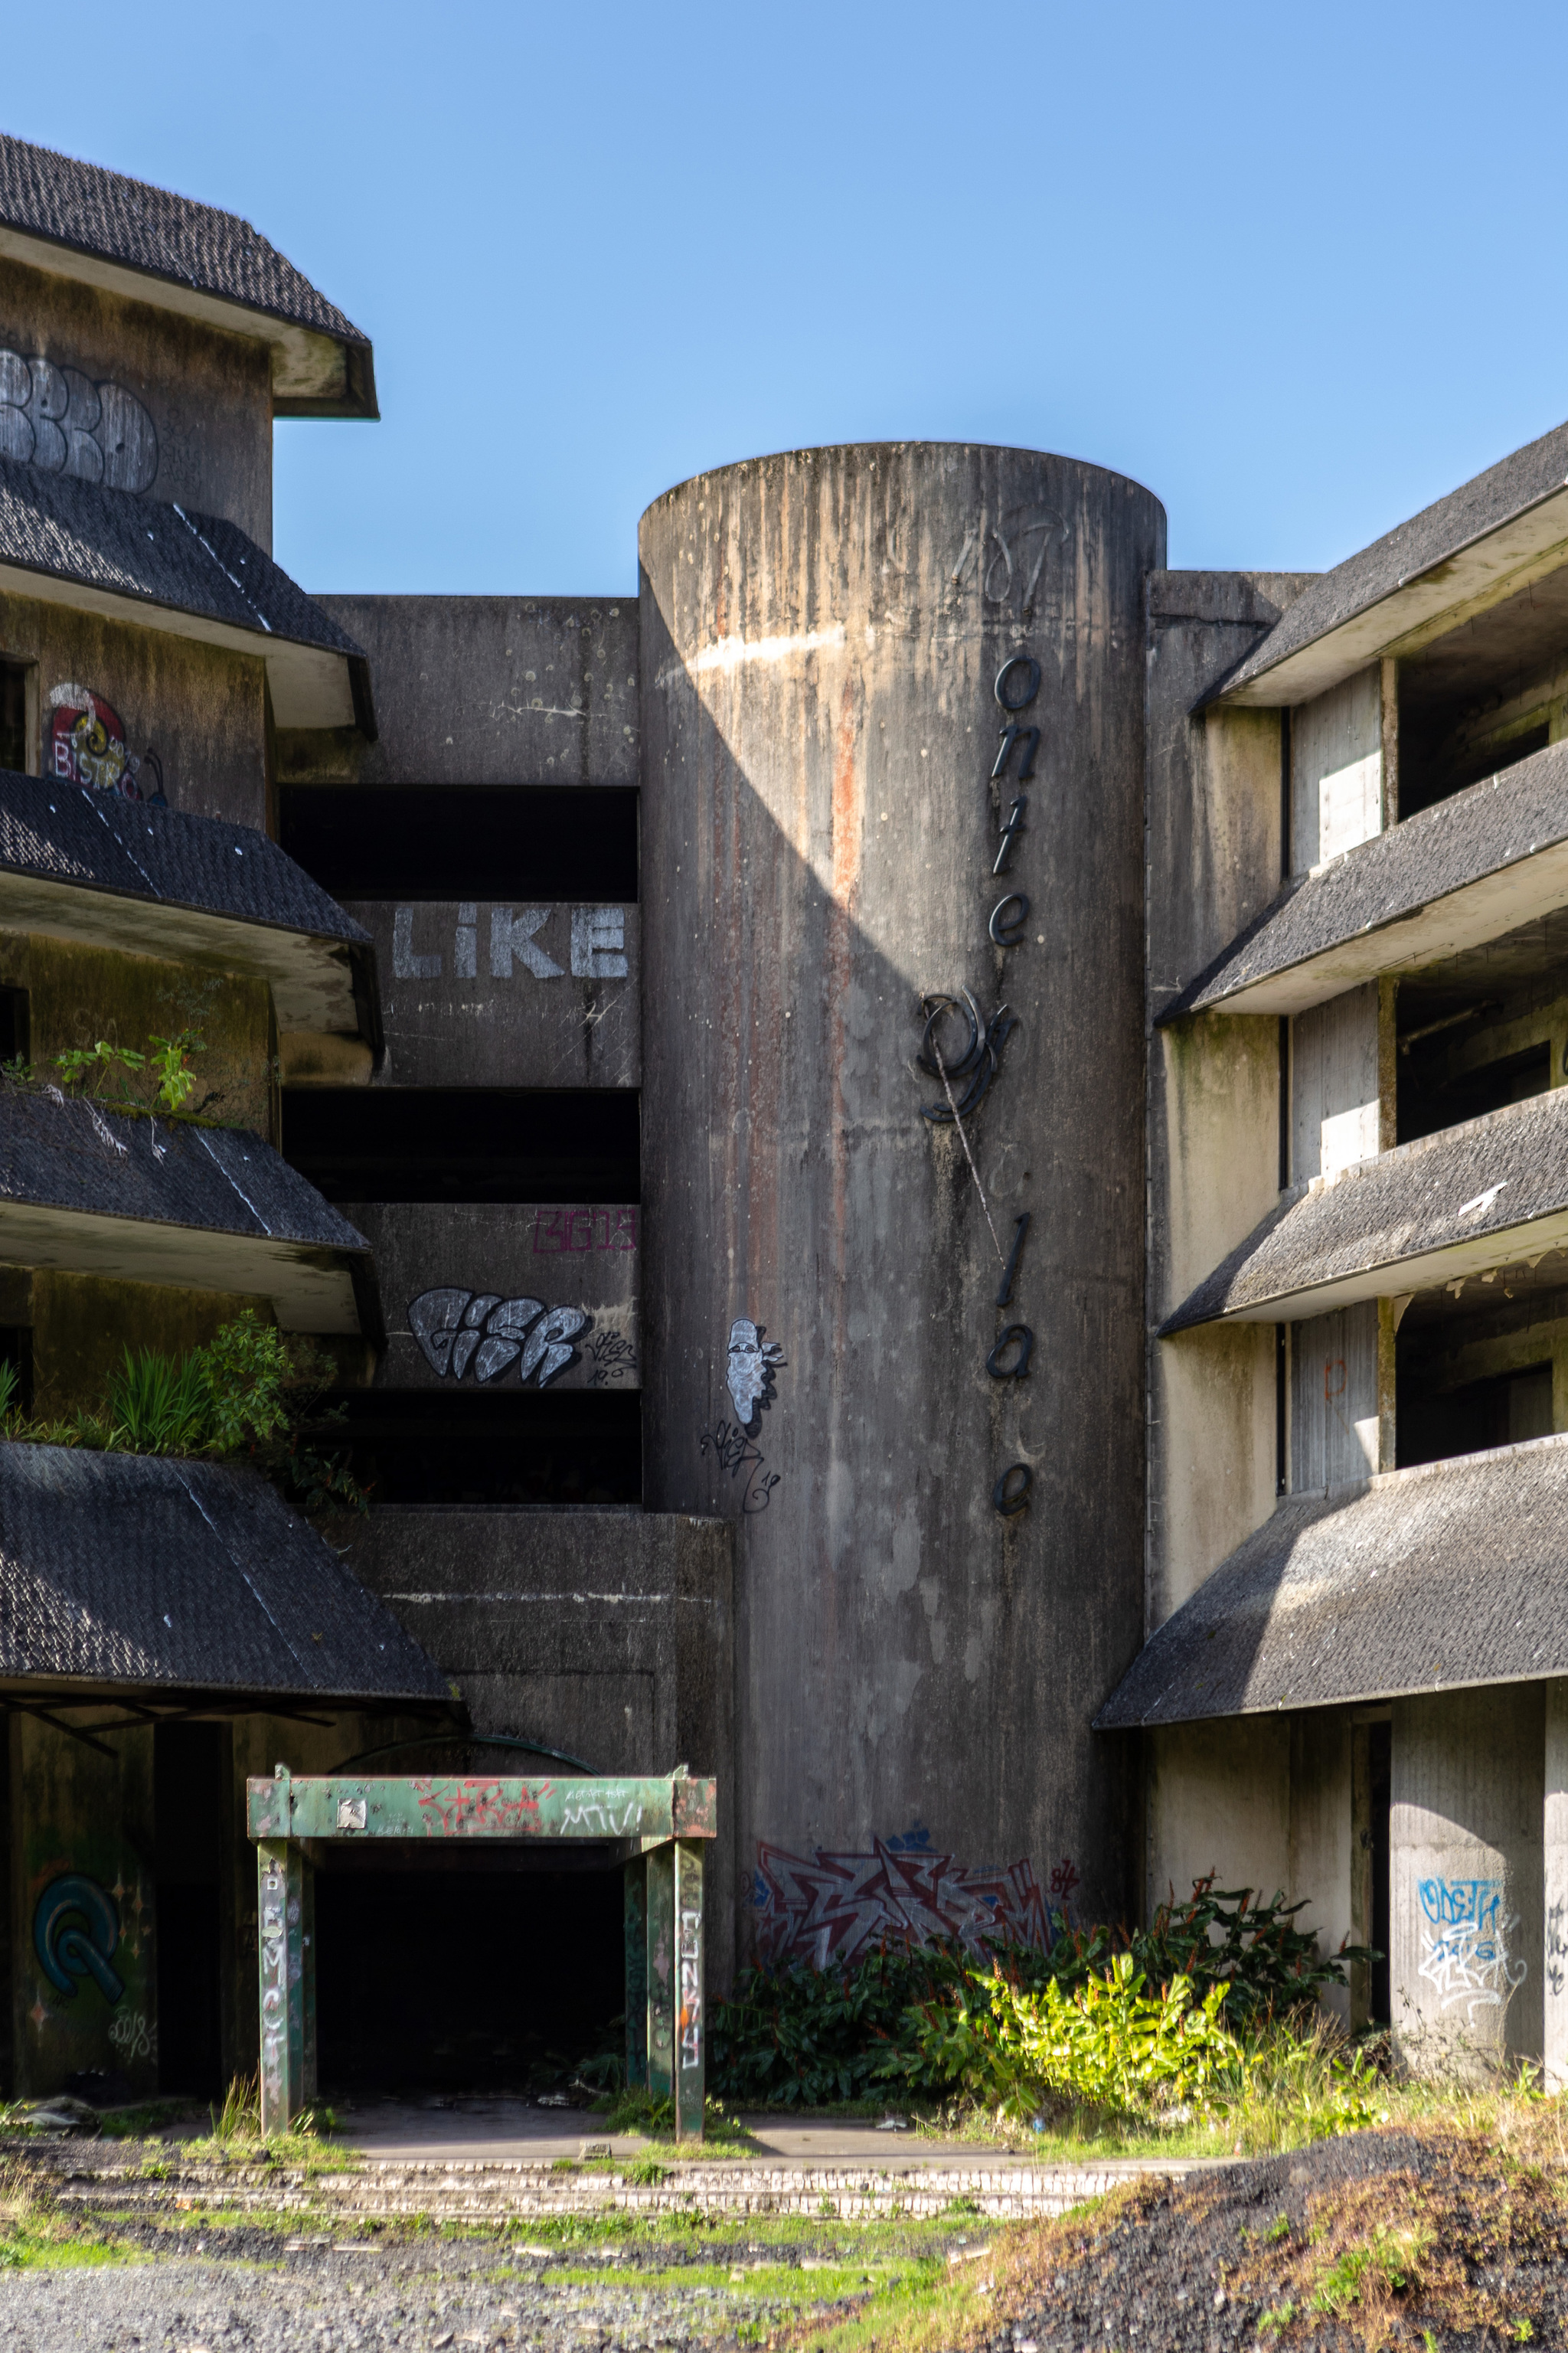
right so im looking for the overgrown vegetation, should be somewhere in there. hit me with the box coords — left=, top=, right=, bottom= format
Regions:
left=711, top=1880, right=1375, bottom=2125
left=5, top=1027, right=233, bottom=1124
left=0, top=1312, right=370, bottom=1516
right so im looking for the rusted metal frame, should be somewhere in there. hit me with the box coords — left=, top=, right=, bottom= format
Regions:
left=248, top=1770, right=713, bottom=2140
left=247, top=1770, right=718, bottom=1845
left=257, top=1838, right=315, bottom=2138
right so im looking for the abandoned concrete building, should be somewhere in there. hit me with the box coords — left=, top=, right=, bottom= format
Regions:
left=1, top=125, right=1566, bottom=2101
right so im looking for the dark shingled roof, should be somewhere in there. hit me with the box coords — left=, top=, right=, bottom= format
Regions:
left=1207, top=417, right=1568, bottom=704
left=0, top=1443, right=446, bottom=1702
left=0, top=768, right=368, bottom=945
left=0, top=456, right=363, bottom=655
left=1164, top=1087, right=1568, bottom=1332
left=1095, top=1434, right=1568, bottom=1727
left=0, top=132, right=367, bottom=348
left=1161, top=741, right=1568, bottom=1021
left=0, top=1087, right=365, bottom=1253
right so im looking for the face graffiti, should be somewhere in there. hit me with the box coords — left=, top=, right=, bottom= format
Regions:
left=724, top=1319, right=785, bottom=1431
left=407, top=1288, right=590, bottom=1387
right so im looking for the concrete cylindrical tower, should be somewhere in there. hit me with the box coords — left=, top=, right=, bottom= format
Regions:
left=639, top=443, right=1163, bottom=1965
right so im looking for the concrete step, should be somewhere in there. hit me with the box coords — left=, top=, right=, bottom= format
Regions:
left=36, top=2147, right=1217, bottom=2225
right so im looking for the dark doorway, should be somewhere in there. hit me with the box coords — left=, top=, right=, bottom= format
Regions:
left=315, top=1864, right=623, bottom=2093
left=1370, top=1720, right=1391, bottom=2027
left=155, top=1723, right=224, bottom=2096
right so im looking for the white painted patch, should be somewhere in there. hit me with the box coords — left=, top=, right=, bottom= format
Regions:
left=1318, top=751, right=1383, bottom=863
left=1319, top=1099, right=1379, bottom=1178
left=1455, top=1181, right=1510, bottom=1220
left=655, top=623, right=847, bottom=690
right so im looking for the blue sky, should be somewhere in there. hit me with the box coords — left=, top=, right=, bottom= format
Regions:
left=7, top=2, right=1565, bottom=596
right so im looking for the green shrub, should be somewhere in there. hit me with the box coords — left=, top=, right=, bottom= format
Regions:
left=914, top=1953, right=1242, bottom=2119
left=107, top=1345, right=211, bottom=1453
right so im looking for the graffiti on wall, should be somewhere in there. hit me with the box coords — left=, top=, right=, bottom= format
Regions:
left=726, top=1320, right=785, bottom=1431
left=46, top=685, right=167, bottom=803
left=34, top=1873, right=124, bottom=2003
left=753, top=1825, right=1061, bottom=1966
left=392, top=904, right=629, bottom=983
left=1417, top=1877, right=1527, bottom=2025
left=0, top=351, right=158, bottom=492
left=409, top=1289, right=590, bottom=1387
left=533, top=1208, right=638, bottom=1253
left=700, top=1420, right=780, bottom=1514
left=587, top=1329, right=639, bottom=1386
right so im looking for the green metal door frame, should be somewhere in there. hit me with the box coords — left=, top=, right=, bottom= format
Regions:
left=247, top=1766, right=717, bottom=2140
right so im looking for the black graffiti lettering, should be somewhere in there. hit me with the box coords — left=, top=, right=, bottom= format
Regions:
left=993, top=795, right=1028, bottom=875
left=986, top=1325, right=1034, bottom=1379
left=995, top=1212, right=1031, bottom=1309
left=988, top=892, right=1030, bottom=949
left=992, top=1463, right=1034, bottom=1516
left=994, top=656, right=1041, bottom=713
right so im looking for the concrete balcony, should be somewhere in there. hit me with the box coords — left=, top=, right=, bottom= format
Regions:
left=318, top=900, right=639, bottom=1089
left=345, top=1201, right=639, bottom=1391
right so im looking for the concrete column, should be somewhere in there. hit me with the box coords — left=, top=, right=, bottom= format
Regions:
left=1391, top=1687, right=1544, bottom=2077
left=640, top=445, right=1163, bottom=1953
left=1544, top=1681, right=1568, bottom=2087
left=1290, top=666, right=1386, bottom=871
left=1292, top=1301, right=1380, bottom=1492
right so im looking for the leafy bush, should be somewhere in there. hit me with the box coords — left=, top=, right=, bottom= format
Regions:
left=1, top=1312, right=369, bottom=1516
left=913, top=1953, right=1242, bottom=2119
left=710, top=1879, right=1374, bottom=2110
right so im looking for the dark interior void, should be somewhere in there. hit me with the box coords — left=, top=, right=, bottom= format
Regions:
left=1369, top=1721, right=1390, bottom=2025
left=315, top=1865, right=622, bottom=2093
left=312, top=1387, right=642, bottom=1508
left=279, top=786, right=639, bottom=904
left=0, top=985, right=29, bottom=1067
left=283, top=1089, right=640, bottom=1203
left=0, top=661, right=24, bottom=776
left=0, top=1328, right=32, bottom=1414
left=155, top=1721, right=224, bottom=2096
left=1396, top=561, right=1568, bottom=818
left=1394, top=916, right=1568, bottom=1143
left=1395, top=1261, right=1564, bottom=1467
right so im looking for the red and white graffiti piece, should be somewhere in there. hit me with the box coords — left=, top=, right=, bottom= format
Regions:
left=678, top=1902, right=702, bottom=2071
left=753, top=1837, right=1054, bottom=1967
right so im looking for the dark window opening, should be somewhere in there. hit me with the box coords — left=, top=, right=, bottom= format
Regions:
left=1397, top=1037, right=1550, bottom=1144
left=312, top=1387, right=642, bottom=1508
left=1397, top=1357, right=1553, bottom=1469
left=1369, top=1721, right=1390, bottom=2027
left=0, top=661, right=26, bottom=776
left=1400, top=721, right=1550, bottom=822
left=0, top=986, right=30, bottom=1069
left=316, top=1865, right=623, bottom=2093
left=283, top=1088, right=640, bottom=1204
left=154, top=1721, right=224, bottom=2096
left=0, top=1328, right=33, bottom=1417
left=279, top=786, right=639, bottom=904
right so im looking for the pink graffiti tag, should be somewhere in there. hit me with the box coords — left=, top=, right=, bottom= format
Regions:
left=753, top=1837, right=1054, bottom=1967
left=411, top=1777, right=547, bottom=1838
left=532, top=1208, right=639, bottom=1253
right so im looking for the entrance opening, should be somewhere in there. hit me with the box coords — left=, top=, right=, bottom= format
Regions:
left=155, top=1722, right=224, bottom=2095
left=315, top=1862, right=623, bottom=2094
left=1370, top=1720, right=1391, bottom=2026
left=0, top=660, right=27, bottom=776
left=311, top=1386, right=642, bottom=1507
left=282, top=1087, right=640, bottom=1204
left=279, top=785, right=639, bottom=904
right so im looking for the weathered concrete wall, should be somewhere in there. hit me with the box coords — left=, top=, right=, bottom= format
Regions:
left=640, top=443, right=1161, bottom=1946
left=1292, top=984, right=1381, bottom=1182
left=1146, top=1716, right=1290, bottom=1921
left=1291, top=665, right=1387, bottom=871
left=343, top=900, right=639, bottom=1089
left=0, top=588, right=268, bottom=829
left=0, top=255, right=273, bottom=547
left=1144, top=573, right=1317, bottom=1638
left=286, top=600, right=639, bottom=788
left=0, top=934, right=276, bottom=1137
left=346, top=1202, right=640, bottom=1392
left=1392, top=1685, right=1544, bottom=2074
left=28, top=1271, right=275, bottom=1419
left=1289, top=1711, right=1356, bottom=2024
left=1292, top=1302, right=1381, bottom=1492
left=10, top=1714, right=156, bottom=2098
left=342, top=1509, right=735, bottom=1989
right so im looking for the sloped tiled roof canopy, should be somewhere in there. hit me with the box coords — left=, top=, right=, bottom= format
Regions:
left=0, top=132, right=376, bottom=419
left=0, top=459, right=376, bottom=734
left=1158, top=743, right=1568, bottom=1022
left=1096, top=1436, right=1568, bottom=1728
left=1199, top=417, right=1568, bottom=710
left=0, top=770, right=380, bottom=1050
left=1163, top=1087, right=1568, bottom=1332
left=0, top=1089, right=379, bottom=1338
left=0, top=1445, right=445, bottom=1704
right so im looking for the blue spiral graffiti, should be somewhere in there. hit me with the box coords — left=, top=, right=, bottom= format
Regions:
left=34, top=1874, right=123, bottom=2002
